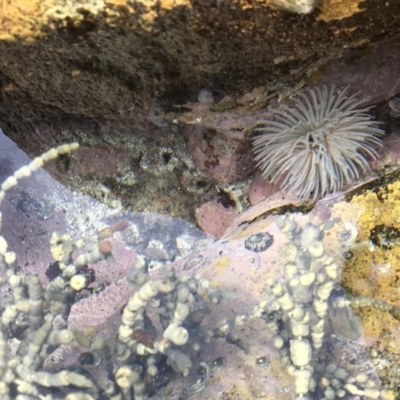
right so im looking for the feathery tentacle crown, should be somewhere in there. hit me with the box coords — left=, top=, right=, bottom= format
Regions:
left=253, top=86, right=384, bottom=201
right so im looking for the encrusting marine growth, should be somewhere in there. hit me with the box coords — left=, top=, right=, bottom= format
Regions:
left=0, top=142, right=398, bottom=399
left=253, top=86, right=384, bottom=201
left=259, top=215, right=395, bottom=399
left=0, top=142, right=244, bottom=399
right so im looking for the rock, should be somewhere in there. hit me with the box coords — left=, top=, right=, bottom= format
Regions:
left=195, top=200, right=236, bottom=238
left=184, top=124, right=255, bottom=183
left=248, top=175, right=281, bottom=205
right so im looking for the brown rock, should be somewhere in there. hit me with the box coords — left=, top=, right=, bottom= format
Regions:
left=248, top=175, right=281, bottom=205
left=184, top=125, right=255, bottom=183
left=195, top=200, right=236, bottom=238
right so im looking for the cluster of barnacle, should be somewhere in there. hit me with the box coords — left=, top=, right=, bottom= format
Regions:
left=250, top=215, right=396, bottom=400
left=0, top=143, right=239, bottom=399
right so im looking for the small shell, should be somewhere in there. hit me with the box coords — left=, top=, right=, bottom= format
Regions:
left=271, top=0, right=317, bottom=14
left=388, top=97, right=400, bottom=114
